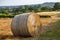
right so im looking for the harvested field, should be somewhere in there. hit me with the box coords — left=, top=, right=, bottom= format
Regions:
left=37, top=11, right=60, bottom=15
left=0, top=18, right=57, bottom=40
left=0, top=12, right=60, bottom=40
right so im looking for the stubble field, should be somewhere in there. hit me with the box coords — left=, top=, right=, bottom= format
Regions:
left=0, top=12, right=60, bottom=40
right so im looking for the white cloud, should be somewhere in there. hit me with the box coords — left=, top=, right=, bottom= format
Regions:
left=0, top=0, right=60, bottom=6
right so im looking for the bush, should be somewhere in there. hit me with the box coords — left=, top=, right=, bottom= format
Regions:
left=0, top=14, right=14, bottom=18
left=53, top=2, right=60, bottom=11
left=39, top=15, right=51, bottom=18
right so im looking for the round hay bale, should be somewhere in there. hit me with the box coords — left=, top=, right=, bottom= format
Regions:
left=11, top=13, right=41, bottom=37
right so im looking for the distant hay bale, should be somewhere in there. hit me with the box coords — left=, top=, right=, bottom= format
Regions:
left=11, top=13, right=41, bottom=37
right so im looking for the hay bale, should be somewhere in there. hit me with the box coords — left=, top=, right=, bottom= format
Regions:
left=11, top=13, right=41, bottom=37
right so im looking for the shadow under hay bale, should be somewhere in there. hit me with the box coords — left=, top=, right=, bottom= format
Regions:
left=11, top=13, right=41, bottom=37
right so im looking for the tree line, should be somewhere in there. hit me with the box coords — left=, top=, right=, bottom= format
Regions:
left=0, top=2, right=60, bottom=15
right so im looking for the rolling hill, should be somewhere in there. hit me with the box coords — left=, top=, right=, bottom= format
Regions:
left=0, top=2, right=55, bottom=9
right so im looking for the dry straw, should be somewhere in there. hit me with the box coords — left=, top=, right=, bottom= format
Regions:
left=11, top=13, right=41, bottom=37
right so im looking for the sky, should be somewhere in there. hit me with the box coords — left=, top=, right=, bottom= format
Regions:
left=0, top=0, right=60, bottom=6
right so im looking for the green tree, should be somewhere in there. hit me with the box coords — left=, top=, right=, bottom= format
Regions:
left=24, top=5, right=30, bottom=12
left=41, top=6, right=52, bottom=11
left=54, top=2, right=60, bottom=11
left=28, top=6, right=34, bottom=12
left=18, top=6, right=27, bottom=13
left=1, top=9, right=9, bottom=14
left=0, top=9, right=2, bottom=13
left=13, top=8, right=19, bottom=15
left=33, top=5, right=41, bottom=12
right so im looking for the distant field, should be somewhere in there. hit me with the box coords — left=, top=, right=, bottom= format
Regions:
left=0, top=12, right=60, bottom=40
left=37, top=11, right=60, bottom=15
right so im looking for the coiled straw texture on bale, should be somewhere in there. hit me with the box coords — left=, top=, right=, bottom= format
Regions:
left=11, top=13, right=41, bottom=37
